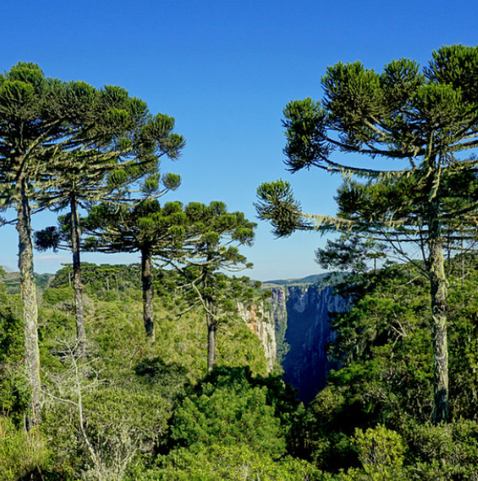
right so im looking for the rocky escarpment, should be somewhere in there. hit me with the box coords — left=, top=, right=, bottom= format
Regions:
left=268, top=287, right=288, bottom=363
left=237, top=302, right=277, bottom=373
left=269, top=284, right=348, bottom=403
left=237, top=280, right=348, bottom=398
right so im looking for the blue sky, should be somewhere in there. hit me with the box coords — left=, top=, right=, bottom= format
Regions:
left=0, top=0, right=477, bottom=280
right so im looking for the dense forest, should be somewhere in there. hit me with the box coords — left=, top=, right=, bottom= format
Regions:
left=2, top=46, right=478, bottom=480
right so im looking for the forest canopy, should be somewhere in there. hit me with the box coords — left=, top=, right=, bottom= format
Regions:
left=2, top=47, right=478, bottom=480
left=257, top=43, right=478, bottom=424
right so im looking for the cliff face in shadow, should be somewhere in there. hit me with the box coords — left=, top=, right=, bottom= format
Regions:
left=236, top=276, right=348, bottom=402
left=269, top=283, right=348, bottom=404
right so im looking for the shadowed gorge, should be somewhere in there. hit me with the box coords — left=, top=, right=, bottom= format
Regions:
left=267, top=279, right=348, bottom=403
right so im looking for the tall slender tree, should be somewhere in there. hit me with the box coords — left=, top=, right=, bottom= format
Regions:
left=83, top=200, right=255, bottom=368
left=256, top=45, right=478, bottom=423
left=0, top=62, right=184, bottom=425
left=36, top=109, right=184, bottom=357
left=178, top=201, right=256, bottom=371
left=0, top=63, right=100, bottom=426
left=82, top=199, right=186, bottom=339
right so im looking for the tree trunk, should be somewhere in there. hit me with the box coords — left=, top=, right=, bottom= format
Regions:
left=141, top=246, right=155, bottom=339
left=428, top=200, right=449, bottom=424
left=71, top=195, right=86, bottom=358
left=202, top=256, right=217, bottom=372
left=16, top=177, right=42, bottom=428
left=206, top=303, right=216, bottom=372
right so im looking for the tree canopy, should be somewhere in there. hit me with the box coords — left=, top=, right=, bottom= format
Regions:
left=0, top=61, right=184, bottom=424
left=179, top=202, right=256, bottom=371
left=256, top=44, right=478, bottom=423
left=82, top=200, right=187, bottom=339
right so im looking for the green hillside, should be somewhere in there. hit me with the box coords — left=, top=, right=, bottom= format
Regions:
left=1, top=264, right=319, bottom=480
left=3, top=270, right=55, bottom=294
left=3, top=258, right=478, bottom=479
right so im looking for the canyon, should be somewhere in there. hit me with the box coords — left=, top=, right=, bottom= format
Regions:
left=243, top=276, right=349, bottom=403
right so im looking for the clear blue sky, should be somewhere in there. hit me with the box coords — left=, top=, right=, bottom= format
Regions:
left=0, top=0, right=477, bottom=280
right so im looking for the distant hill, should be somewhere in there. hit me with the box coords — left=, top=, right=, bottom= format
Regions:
left=3, top=270, right=55, bottom=294
left=261, top=273, right=331, bottom=288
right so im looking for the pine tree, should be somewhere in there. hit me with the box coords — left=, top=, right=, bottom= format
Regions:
left=40, top=100, right=184, bottom=356
left=36, top=163, right=183, bottom=355
left=178, top=202, right=256, bottom=371
left=0, top=62, right=184, bottom=424
left=256, top=45, right=478, bottom=423
left=82, top=199, right=186, bottom=339
left=0, top=63, right=120, bottom=425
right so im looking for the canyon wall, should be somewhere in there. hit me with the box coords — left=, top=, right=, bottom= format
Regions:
left=269, top=283, right=348, bottom=403
left=238, top=301, right=277, bottom=373
left=238, top=281, right=348, bottom=401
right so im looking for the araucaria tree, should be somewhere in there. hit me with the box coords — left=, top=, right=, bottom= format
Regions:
left=256, top=45, right=478, bottom=423
left=0, top=62, right=83, bottom=426
left=0, top=62, right=184, bottom=425
left=36, top=99, right=184, bottom=357
left=179, top=202, right=256, bottom=372
left=82, top=199, right=186, bottom=340
left=84, top=200, right=256, bottom=370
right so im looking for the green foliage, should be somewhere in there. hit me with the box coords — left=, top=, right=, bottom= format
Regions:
left=0, top=61, right=185, bottom=211
left=179, top=271, right=264, bottom=320
left=134, top=357, right=190, bottom=399
left=0, top=61, right=187, bottom=425
left=135, top=444, right=323, bottom=481
left=30, top=265, right=276, bottom=479
left=299, top=255, right=478, bottom=476
left=258, top=45, right=478, bottom=423
left=404, top=419, right=478, bottom=480
left=321, top=265, right=432, bottom=424
left=40, top=343, right=171, bottom=480
left=166, top=201, right=257, bottom=370
left=282, top=98, right=331, bottom=172
left=255, top=180, right=305, bottom=237
left=82, top=201, right=188, bottom=339
left=316, top=269, right=429, bottom=428
left=172, top=386, right=284, bottom=457
left=34, top=225, right=62, bottom=252
left=0, top=280, right=29, bottom=419
left=173, top=375, right=274, bottom=454
left=131, top=367, right=320, bottom=480
left=8, top=251, right=478, bottom=479
left=42, top=286, right=74, bottom=305
left=75, top=200, right=187, bottom=257
left=169, top=367, right=301, bottom=457
left=0, top=416, right=52, bottom=481
left=43, top=264, right=270, bottom=378
left=51, top=263, right=142, bottom=298
left=316, top=234, right=388, bottom=275
left=344, top=425, right=405, bottom=480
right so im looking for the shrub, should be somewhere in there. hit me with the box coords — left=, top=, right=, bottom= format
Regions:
left=0, top=416, right=51, bottom=481
left=132, top=444, right=324, bottom=481
left=337, top=425, right=407, bottom=481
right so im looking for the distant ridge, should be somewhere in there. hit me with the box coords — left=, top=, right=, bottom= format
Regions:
left=262, top=273, right=329, bottom=287
left=2, top=269, right=55, bottom=294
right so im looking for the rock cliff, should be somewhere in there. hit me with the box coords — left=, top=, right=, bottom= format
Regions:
left=238, top=280, right=348, bottom=401
left=269, top=283, right=348, bottom=403
left=237, top=301, right=277, bottom=373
